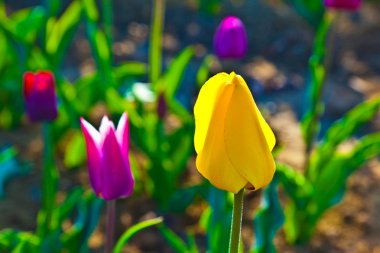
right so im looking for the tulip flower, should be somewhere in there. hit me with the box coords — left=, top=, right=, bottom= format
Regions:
left=80, top=113, right=134, bottom=200
left=323, top=0, right=361, bottom=11
left=213, top=16, right=248, bottom=59
left=194, top=72, right=276, bottom=193
left=23, top=71, right=58, bottom=122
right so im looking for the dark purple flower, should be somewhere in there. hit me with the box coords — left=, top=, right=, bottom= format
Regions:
left=23, top=71, right=58, bottom=122
left=213, top=16, right=248, bottom=60
left=323, top=0, right=361, bottom=11
left=80, top=113, right=134, bottom=200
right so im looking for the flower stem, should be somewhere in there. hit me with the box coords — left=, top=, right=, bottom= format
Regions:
left=105, top=200, right=116, bottom=253
left=229, top=188, right=244, bottom=253
left=37, top=123, right=59, bottom=237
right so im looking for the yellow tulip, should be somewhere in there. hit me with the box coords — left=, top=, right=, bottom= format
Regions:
left=194, top=72, right=276, bottom=193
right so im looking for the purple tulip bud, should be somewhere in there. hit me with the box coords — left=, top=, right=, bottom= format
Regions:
left=80, top=113, right=134, bottom=200
left=23, top=71, right=58, bottom=122
left=323, top=0, right=361, bottom=11
left=157, top=92, right=167, bottom=120
left=213, top=16, right=248, bottom=60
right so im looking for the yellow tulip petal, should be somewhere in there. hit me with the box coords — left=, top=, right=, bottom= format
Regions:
left=224, top=73, right=276, bottom=190
left=236, top=75, right=276, bottom=151
left=194, top=72, right=229, bottom=154
left=194, top=73, right=247, bottom=193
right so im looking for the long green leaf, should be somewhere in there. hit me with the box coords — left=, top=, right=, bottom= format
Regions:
left=251, top=176, right=284, bottom=253
left=156, top=46, right=195, bottom=99
left=158, top=224, right=189, bottom=253
left=113, top=217, right=163, bottom=253
left=46, top=0, right=82, bottom=65
left=149, top=0, right=165, bottom=83
left=310, top=97, right=380, bottom=179
left=276, top=163, right=313, bottom=207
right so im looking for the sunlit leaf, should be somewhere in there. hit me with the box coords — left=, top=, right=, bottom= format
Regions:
left=113, top=217, right=163, bottom=253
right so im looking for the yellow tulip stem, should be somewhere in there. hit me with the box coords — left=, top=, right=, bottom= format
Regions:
left=229, top=188, right=244, bottom=253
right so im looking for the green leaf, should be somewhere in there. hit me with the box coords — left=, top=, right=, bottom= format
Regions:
left=167, top=122, right=194, bottom=177
left=314, top=132, right=380, bottom=211
left=64, top=130, right=86, bottom=169
left=81, top=0, right=99, bottom=22
left=0, top=230, right=40, bottom=252
left=46, top=0, right=82, bottom=64
left=168, top=184, right=206, bottom=213
left=114, top=62, right=148, bottom=82
left=196, top=54, right=214, bottom=89
left=156, top=46, right=195, bottom=99
left=276, top=163, right=313, bottom=207
left=251, top=176, right=284, bottom=253
left=61, top=191, right=104, bottom=253
left=311, top=97, right=380, bottom=179
left=158, top=224, right=190, bottom=253
left=94, top=30, right=111, bottom=66
left=9, top=7, right=46, bottom=44
left=113, top=217, right=163, bottom=253
left=0, top=146, right=30, bottom=198
left=149, top=0, right=165, bottom=83
left=203, top=186, right=233, bottom=253
left=283, top=0, right=324, bottom=28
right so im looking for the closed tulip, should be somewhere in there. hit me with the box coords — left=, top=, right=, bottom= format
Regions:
left=213, top=16, right=248, bottom=59
left=23, top=71, right=58, bottom=122
left=323, top=0, right=361, bottom=11
left=80, top=113, right=134, bottom=200
left=194, top=72, right=276, bottom=193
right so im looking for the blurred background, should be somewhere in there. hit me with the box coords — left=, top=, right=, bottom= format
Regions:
left=1, top=0, right=380, bottom=252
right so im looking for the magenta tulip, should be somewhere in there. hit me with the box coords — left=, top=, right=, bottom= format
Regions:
left=213, top=16, right=248, bottom=59
left=80, top=113, right=134, bottom=200
left=23, top=71, right=58, bottom=122
left=323, top=0, right=361, bottom=11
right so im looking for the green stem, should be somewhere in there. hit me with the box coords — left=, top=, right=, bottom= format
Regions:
left=105, top=200, right=116, bottom=253
left=149, top=0, right=165, bottom=84
left=304, top=11, right=339, bottom=179
left=229, top=188, right=244, bottom=253
left=37, top=123, right=59, bottom=237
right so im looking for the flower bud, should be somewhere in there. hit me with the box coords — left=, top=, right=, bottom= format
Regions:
left=157, top=92, right=167, bottom=120
left=23, top=71, right=58, bottom=122
left=213, top=16, right=248, bottom=60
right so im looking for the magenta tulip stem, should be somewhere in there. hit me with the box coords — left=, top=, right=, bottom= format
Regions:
left=229, top=188, right=244, bottom=253
left=105, top=200, right=116, bottom=253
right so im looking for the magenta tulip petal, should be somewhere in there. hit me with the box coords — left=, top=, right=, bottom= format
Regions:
left=116, top=112, right=129, bottom=155
left=99, top=115, right=115, bottom=136
left=80, top=118, right=103, bottom=196
left=101, top=125, right=134, bottom=200
left=81, top=113, right=134, bottom=200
